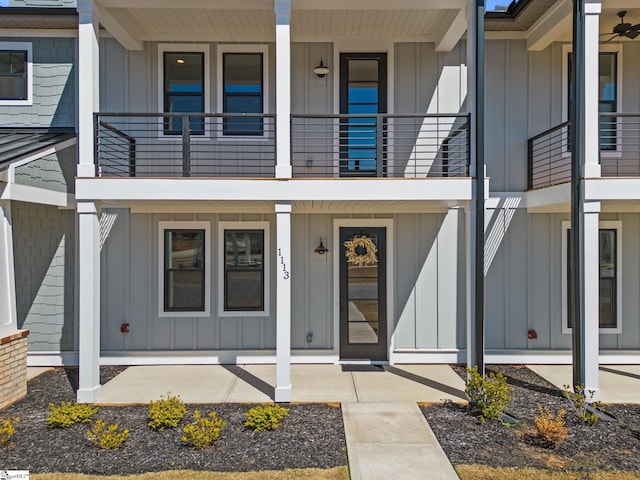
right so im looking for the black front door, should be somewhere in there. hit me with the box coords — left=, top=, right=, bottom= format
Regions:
left=339, top=227, right=387, bottom=361
left=339, top=53, right=387, bottom=177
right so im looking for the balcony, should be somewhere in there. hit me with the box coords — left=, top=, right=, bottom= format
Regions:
left=95, top=113, right=469, bottom=179
left=291, top=114, right=469, bottom=178
left=528, top=113, right=640, bottom=190
left=95, top=113, right=276, bottom=178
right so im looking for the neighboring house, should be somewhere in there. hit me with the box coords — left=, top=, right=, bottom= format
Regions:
left=0, top=0, right=638, bottom=403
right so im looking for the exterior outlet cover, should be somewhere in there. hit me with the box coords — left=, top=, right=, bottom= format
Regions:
left=527, top=329, right=538, bottom=340
left=120, top=323, right=130, bottom=334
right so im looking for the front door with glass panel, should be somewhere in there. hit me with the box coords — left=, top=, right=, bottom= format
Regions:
left=339, top=227, right=387, bottom=361
left=339, top=53, right=387, bottom=177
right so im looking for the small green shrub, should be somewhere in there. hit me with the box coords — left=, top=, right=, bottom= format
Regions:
left=534, top=405, right=568, bottom=446
left=465, top=366, right=510, bottom=422
left=0, top=417, right=19, bottom=445
left=244, top=404, right=289, bottom=432
left=563, top=384, right=604, bottom=425
left=181, top=409, right=226, bottom=449
left=46, top=401, right=98, bottom=428
left=86, top=419, right=129, bottom=449
left=148, top=393, right=187, bottom=431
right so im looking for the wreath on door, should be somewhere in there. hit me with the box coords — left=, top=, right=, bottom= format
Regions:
left=344, top=235, right=378, bottom=266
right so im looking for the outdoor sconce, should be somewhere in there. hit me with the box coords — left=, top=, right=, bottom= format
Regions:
left=313, top=58, right=330, bottom=78
left=314, top=239, right=329, bottom=255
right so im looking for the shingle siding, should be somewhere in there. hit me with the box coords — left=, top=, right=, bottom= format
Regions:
left=14, top=145, right=76, bottom=194
left=12, top=201, right=75, bottom=352
left=0, top=37, right=76, bottom=128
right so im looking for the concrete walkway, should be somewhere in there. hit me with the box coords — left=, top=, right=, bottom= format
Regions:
left=528, top=364, right=640, bottom=403
left=343, top=402, right=459, bottom=480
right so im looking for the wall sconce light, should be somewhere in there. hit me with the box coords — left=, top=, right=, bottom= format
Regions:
left=314, top=239, right=329, bottom=255
left=313, top=58, right=330, bottom=78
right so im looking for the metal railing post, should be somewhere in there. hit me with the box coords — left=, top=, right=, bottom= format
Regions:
left=376, top=114, right=384, bottom=177
left=182, top=114, right=191, bottom=177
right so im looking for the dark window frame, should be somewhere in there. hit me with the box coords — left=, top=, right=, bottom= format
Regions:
left=222, top=52, right=264, bottom=136
left=0, top=50, right=28, bottom=101
left=163, top=228, right=206, bottom=313
left=566, top=227, right=618, bottom=329
left=224, top=229, right=265, bottom=312
left=163, top=51, right=205, bottom=135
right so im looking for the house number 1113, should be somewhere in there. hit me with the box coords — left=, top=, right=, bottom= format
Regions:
left=277, top=248, right=290, bottom=280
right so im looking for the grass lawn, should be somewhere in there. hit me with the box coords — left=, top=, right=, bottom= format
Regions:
left=456, top=465, right=640, bottom=479
left=32, top=467, right=350, bottom=480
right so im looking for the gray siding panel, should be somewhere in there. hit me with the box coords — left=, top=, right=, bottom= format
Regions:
left=12, top=201, right=75, bottom=352
left=0, top=37, right=75, bottom=128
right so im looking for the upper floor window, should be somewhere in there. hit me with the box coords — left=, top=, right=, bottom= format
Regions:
left=158, top=44, right=210, bottom=136
left=563, top=45, right=621, bottom=151
left=217, top=45, right=269, bottom=137
left=0, top=42, right=32, bottom=106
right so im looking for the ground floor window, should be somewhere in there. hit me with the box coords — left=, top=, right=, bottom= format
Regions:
left=562, top=221, right=621, bottom=333
left=219, top=221, right=270, bottom=316
left=159, top=221, right=210, bottom=317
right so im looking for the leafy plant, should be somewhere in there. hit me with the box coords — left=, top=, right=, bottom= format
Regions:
left=0, top=417, right=19, bottom=445
left=181, top=409, right=226, bottom=449
left=148, top=393, right=187, bottom=431
left=244, top=404, right=289, bottom=432
left=534, top=405, right=568, bottom=446
left=563, top=384, right=604, bottom=425
left=465, top=366, right=510, bottom=422
left=47, top=401, right=98, bottom=428
left=87, top=419, right=129, bottom=449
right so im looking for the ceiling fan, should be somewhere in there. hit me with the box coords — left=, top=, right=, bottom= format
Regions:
left=601, top=11, right=640, bottom=42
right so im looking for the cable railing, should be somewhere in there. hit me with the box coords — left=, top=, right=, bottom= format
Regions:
left=95, top=113, right=276, bottom=178
left=528, top=114, right=640, bottom=189
left=290, top=113, right=470, bottom=178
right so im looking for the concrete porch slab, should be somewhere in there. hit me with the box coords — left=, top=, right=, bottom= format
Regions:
left=528, top=364, right=640, bottom=404
left=26, top=366, right=53, bottom=381
left=94, top=365, right=241, bottom=404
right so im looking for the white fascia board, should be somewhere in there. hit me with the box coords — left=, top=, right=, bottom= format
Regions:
left=1, top=183, right=74, bottom=207
left=585, top=178, right=640, bottom=201
left=435, top=7, right=468, bottom=53
left=94, top=2, right=144, bottom=51
left=525, top=182, right=571, bottom=210
left=75, top=178, right=473, bottom=202
left=526, top=0, right=572, bottom=51
left=0, top=29, right=78, bottom=38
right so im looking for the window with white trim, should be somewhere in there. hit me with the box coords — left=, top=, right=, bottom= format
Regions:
left=562, top=44, right=622, bottom=151
left=158, top=44, right=210, bottom=136
left=0, top=42, right=33, bottom=105
left=219, top=221, right=270, bottom=316
left=159, top=221, right=210, bottom=317
left=562, top=221, right=622, bottom=333
left=217, top=45, right=268, bottom=137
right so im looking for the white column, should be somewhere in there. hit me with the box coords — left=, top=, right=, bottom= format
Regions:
left=77, top=201, right=101, bottom=403
left=275, top=201, right=292, bottom=402
left=275, top=0, right=292, bottom=179
left=580, top=200, right=600, bottom=400
left=0, top=201, right=18, bottom=337
left=583, top=1, right=601, bottom=178
left=77, top=0, right=100, bottom=178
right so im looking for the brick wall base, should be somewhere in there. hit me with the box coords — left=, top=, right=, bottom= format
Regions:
left=0, top=329, right=29, bottom=410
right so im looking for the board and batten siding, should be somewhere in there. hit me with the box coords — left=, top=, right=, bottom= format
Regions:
left=100, top=210, right=466, bottom=353
left=483, top=206, right=640, bottom=351
left=0, top=37, right=75, bottom=128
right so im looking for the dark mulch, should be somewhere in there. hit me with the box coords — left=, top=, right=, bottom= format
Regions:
left=1, top=367, right=347, bottom=475
left=422, top=365, right=640, bottom=472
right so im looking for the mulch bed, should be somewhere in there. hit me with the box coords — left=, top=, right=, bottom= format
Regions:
left=1, top=367, right=347, bottom=475
left=422, top=365, right=640, bottom=472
